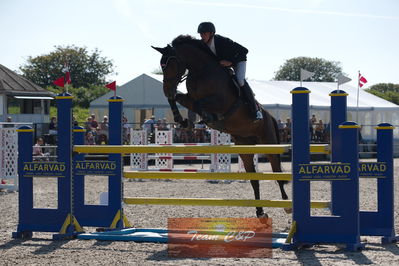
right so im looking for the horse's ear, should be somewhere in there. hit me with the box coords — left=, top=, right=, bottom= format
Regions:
left=151, top=46, right=165, bottom=54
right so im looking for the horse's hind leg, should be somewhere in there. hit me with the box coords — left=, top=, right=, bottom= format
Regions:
left=239, top=153, right=267, bottom=218
left=267, top=154, right=288, bottom=200
left=267, top=154, right=291, bottom=213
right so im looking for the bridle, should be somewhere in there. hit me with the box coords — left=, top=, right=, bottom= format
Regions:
left=161, top=55, right=187, bottom=85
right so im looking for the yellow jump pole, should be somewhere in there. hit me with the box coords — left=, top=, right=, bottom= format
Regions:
left=123, top=197, right=330, bottom=209
left=74, top=144, right=291, bottom=154
left=124, top=171, right=292, bottom=181
left=74, top=144, right=329, bottom=154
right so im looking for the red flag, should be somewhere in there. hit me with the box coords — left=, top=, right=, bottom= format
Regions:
left=359, top=73, right=368, bottom=88
left=105, top=81, right=116, bottom=91
left=53, top=76, right=65, bottom=88
left=65, top=71, right=71, bottom=84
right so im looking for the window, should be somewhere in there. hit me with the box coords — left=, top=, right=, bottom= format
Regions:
left=7, top=96, right=50, bottom=115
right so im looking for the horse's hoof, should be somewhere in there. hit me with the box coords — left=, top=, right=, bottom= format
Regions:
left=284, top=207, right=293, bottom=214
left=257, top=213, right=268, bottom=218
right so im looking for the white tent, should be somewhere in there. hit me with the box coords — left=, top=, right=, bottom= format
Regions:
left=245, top=80, right=399, bottom=141
left=91, top=74, right=399, bottom=140
left=90, top=74, right=185, bottom=128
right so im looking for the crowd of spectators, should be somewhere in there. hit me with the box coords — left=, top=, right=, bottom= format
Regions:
left=141, top=115, right=211, bottom=143
left=277, top=115, right=330, bottom=143
left=29, top=113, right=336, bottom=150
left=84, top=114, right=110, bottom=145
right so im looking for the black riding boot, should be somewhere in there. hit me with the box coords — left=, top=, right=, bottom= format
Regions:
left=241, top=83, right=263, bottom=121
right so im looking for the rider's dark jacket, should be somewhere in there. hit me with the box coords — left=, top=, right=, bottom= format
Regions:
left=203, top=34, right=248, bottom=66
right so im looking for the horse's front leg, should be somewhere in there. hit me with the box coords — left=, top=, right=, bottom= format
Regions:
left=168, top=99, right=188, bottom=128
left=175, top=92, right=195, bottom=110
left=240, top=153, right=267, bottom=218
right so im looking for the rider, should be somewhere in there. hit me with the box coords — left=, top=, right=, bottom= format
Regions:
left=197, top=22, right=263, bottom=121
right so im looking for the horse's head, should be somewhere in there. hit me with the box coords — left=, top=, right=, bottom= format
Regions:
left=152, top=45, right=186, bottom=100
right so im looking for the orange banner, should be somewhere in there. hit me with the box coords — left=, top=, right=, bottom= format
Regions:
left=168, top=217, right=272, bottom=258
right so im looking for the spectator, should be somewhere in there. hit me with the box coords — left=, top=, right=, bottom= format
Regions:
left=158, top=118, right=168, bottom=130
left=49, top=116, right=57, bottom=135
left=143, top=116, right=155, bottom=131
left=3, top=117, right=14, bottom=128
left=85, top=131, right=96, bottom=145
left=90, top=114, right=99, bottom=130
left=277, top=119, right=285, bottom=142
left=98, top=116, right=109, bottom=144
left=72, top=116, right=79, bottom=127
left=285, top=118, right=291, bottom=142
left=85, top=117, right=96, bottom=132
left=33, top=137, right=49, bottom=161
left=309, top=114, right=317, bottom=141
left=123, top=115, right=131, bottom=144
left=315, top=120, right=324, bottom=142
left=194, top=121, right=206, bottom=142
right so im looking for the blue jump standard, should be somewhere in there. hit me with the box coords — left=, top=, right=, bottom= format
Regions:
left=77, top=228, right=288, bottom=248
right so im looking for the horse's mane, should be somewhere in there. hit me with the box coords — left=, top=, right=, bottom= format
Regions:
left=171, top=35, right=216, bottom=61
left=171, top=34, right=211, bottom=54
left=172, top=35, right=201, bottom=47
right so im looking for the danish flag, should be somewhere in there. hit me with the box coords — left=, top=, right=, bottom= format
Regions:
left=359, top=73, right=368, bottom=88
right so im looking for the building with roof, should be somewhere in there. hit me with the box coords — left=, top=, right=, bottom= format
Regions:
left=90, top=74, right=399, bottom=141
left=0, top=64, right=54, bottom=123
left=90, top=74, right=175, bottom=129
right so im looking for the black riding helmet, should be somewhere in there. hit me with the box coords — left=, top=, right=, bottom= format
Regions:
left=197, top=22, right=215, bottom=33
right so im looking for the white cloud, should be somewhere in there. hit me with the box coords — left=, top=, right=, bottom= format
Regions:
left=166, top=0, right=399, bottom=21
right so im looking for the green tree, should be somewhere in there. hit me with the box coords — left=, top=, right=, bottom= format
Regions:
left=20, top=45, right=114, bottom=88
left=366, top=83, right=399, bottom=105
left=152, top=67, right=163, bottom=75
left=274, top=57, right=343, bottom=82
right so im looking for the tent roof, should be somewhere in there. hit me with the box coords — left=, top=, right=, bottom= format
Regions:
left=247, top=80, right=398, bottom=108
left=91, top=73, right=167, bottom=107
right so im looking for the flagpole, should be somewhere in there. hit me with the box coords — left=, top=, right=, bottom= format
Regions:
left=356, top=70, right=360, bottom=123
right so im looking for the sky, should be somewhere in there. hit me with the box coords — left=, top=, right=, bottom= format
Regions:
left=1, top=0, right=399, bottom=88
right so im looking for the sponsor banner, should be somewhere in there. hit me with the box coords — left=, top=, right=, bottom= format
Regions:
left=168, top=218, right=272, bottom=258
left=359, top=162, right=387, bottom=178
left=74, top=160, right=118, bottom=176
left=23, top=162, right=67, bottom=177
left=297, top=163, right=351, bottom=181
left=297, top=162, right=388, bottom=181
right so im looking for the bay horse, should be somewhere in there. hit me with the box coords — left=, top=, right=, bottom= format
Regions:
left=152, top=35, right=288, bottom=218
